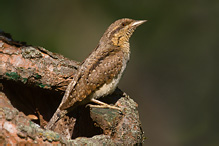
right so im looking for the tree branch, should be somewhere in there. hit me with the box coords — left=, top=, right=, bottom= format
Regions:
left=0, top=31, right=144, bottom=145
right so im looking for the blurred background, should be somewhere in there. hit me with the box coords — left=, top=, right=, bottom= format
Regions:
left=1, top=1, right=218, bottom=145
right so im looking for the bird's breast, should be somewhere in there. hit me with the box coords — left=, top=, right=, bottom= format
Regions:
left=91, top=57, right=128, bottom=99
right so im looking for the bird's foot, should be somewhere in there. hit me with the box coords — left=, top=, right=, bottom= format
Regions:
left=87, top=99, right=122, bottom=112
left=87, top=104, right=122, bottom=111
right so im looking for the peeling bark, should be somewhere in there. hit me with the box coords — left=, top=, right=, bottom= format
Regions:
left=0, top=31, right=144, bottom=145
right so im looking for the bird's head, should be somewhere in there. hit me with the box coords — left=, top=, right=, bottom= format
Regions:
left=100, top=18, right=147, bottom=47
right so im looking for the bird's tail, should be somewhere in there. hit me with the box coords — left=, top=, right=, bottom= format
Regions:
left=45, top=108, right=67, bottom=130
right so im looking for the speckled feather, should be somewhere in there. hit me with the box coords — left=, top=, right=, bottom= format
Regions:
left=60, top=44, right=125, bottom=110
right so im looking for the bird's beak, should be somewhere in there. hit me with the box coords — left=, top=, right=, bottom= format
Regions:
left=132, top=20, right=147, bottom=27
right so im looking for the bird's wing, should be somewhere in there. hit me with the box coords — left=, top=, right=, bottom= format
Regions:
left=60, top=46, right=124, bottom=110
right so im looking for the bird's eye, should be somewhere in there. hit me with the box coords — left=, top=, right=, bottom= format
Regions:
left=121, top=22, right=126, bottom=26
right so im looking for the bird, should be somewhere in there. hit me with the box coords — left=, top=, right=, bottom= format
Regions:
left=46, top=18, right=146, bottom=130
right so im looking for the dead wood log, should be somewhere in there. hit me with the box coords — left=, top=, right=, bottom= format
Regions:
left=0, top=31, right=144, bottom=145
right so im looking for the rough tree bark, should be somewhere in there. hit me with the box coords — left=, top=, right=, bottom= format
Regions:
left=0, top=31, right=144, bottom=145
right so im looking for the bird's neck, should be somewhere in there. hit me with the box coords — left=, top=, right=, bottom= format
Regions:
left=99, top=36, right=130, bottom=60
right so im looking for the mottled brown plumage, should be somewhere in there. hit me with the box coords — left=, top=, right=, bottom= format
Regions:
left=46, top=18, right=146, bottom=130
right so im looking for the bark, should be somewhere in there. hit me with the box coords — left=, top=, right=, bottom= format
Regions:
left=0, top=31, right=144, bottom=145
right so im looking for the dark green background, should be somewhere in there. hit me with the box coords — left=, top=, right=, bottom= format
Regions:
left=1, top=1, right=218, bottom=145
